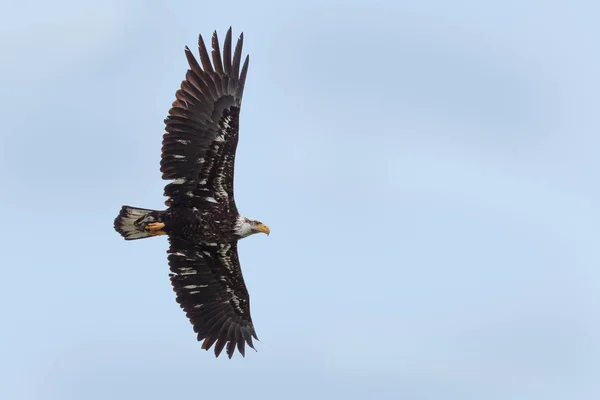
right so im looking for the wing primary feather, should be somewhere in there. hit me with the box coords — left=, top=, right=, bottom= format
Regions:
left=180, top=81, right=202, bottom=102
left=218, top=320, right=232, bottom=338
left=204, top=70, right=222, bottom=98
left=202, top=306, right=228, bottom=327
left=197, top=34, right=214, bottom=73
left=211, top=31, right=224, bottom=76
left=201, top=336, right=218, bottom=351
left=223, top=27, right=233, bottom=76
left=214, top=337, right=228, bottom=358
left=232, top=32, right=243, bottom=79
left=228, top=322, right=238, bottom=341
left=226, top=339, right=237, bottom=359
left=184, top=46, right=203, bottom=76
left=185, top=70, right=214, bottom=100
left=228, top=322, right=242, bottom=340
left=237, top=335, right=246, bottom=357
left=206, top=314, right=230, bottom=337
left=246, top=335, right=256, bottom=351
left=236, top=55, right=250, bottom=100
left=175, top=89, right=196, bottom=107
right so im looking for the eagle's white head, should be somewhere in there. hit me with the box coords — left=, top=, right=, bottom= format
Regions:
left=235, top=216, right=270, bottom=239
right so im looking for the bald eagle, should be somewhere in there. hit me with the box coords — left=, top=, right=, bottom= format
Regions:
left=113, top=28, right=269, bottom=359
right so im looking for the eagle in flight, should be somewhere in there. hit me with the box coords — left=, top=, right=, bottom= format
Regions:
left=114, top=28, right=269, bottom=358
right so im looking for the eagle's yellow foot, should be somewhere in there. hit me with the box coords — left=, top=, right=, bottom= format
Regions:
left=145, top=222, right=166, bottom=236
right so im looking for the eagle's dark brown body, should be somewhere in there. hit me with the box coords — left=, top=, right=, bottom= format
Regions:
left=159, top=204, right=239, bottom=243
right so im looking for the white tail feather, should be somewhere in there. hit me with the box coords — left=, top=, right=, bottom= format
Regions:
left=114, top=206, right=159, bottom=240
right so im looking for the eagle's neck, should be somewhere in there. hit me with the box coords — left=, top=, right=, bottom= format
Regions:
left=234, top=215, right=253, bottom=239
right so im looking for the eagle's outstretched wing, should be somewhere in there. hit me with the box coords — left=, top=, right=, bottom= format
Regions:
left=168, top=237, right=258, bottom=358
left=161, top=28, right=249, bottom=210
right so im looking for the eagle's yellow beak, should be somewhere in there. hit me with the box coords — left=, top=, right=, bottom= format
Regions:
left=254, top=223, right=270, bottom=236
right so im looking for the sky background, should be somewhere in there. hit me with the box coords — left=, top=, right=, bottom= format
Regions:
left=1, top=0, right=599, bottom=399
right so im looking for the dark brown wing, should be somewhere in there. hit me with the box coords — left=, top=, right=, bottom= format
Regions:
left=161, top=28, right=249, bottom=211
left=168, top=237, right=258, bottom=358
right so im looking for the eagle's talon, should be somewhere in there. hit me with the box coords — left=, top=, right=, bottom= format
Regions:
left=145, top=222, right=165, bottom=232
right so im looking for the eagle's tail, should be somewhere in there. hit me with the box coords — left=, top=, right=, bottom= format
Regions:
left=114, top=206, right=165, bottom=240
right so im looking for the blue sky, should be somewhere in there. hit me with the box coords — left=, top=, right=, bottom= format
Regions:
left=2, top=1, right=599, bottom=399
